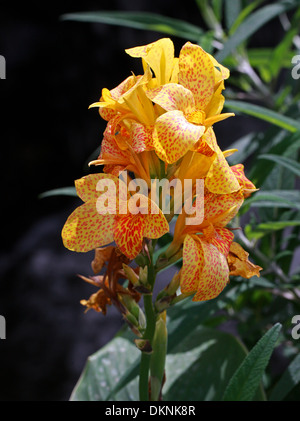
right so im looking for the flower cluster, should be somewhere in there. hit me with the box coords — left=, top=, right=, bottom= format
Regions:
left=62, top=38, right=262, bottom=313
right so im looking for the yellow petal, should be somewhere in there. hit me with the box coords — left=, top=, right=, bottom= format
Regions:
left=205, top=144, right=241, bottom=194
left=203, top=190, right=244, bottom=227
left=207, top=53, right=230, bottom=85
left=152, top=110, right=205, bottom=164
left=75, top=173, right=128, bottom=203
left=180, top=234, right=204, bottom=294
left=178, top=42, right=215, bottom=110
left=143, top=198, right=169, bottom=239
left=126, top=38, right=175, bottom=85
left=147, top=83, right=195, bottom=114
left=192, top=237, right=229, bottom=301
left=62, top=200, right=115, bottom=252
left=180, top=235, right=229, bottom=301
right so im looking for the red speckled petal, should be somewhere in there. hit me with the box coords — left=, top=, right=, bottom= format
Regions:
left=131, top=121, right=154, bottom=152
left=210, top=227, right=234, bottom=257
left=113, top=214, right=145, bottom=259
left=231, top=164, right=256, bottom=190
left=180, top=234, right=204, bottom=294
left=75, top=173, right=122, bottom=203
left=62, top=200, right=115, bottom=252
left=100, top=120, right=131, bottom=160
left=204, top=190, right=244, bottom=227
left=205, top=146, right=240, bottom=194
left=152, top=110, right=205, bottom=164
left=143, top=197, right=169, bottom=238
left=178, top=42, right=215, bottom=110
left=192, top=238, right=229, bottom=301
left=146, top=83, right=195, bottom=114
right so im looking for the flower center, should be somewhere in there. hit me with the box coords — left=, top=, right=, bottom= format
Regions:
left=186, top=110, right=206, bottom=125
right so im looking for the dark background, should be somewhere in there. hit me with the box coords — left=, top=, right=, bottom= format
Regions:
left=0, top=0, right=284, bottom=401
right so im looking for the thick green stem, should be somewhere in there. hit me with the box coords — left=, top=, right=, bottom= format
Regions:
left=139, top=293, right=157, bottom=401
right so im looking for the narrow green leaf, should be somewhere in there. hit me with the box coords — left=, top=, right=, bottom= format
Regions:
left=249, top=131, right=300, bottom=187
left=224, top=0, right=241, bottom=30
left=225, top=100, right=300, bottom=132
left=216, top=1, right=298, bottom=62
left=269, top=353, right=300, bottom=401
left=229, top=0, right=263, bottom=35
left=257, top=221, right=300, bottom=231
left=245, top=190, right=300, bottom=211
left=39, top=187, right=77, bottom=199
left=258, top=154, right=300, bottom=178
left=222, top=323, right=282, bottom=401
left=61, top=11, right=204, bottom=42
left=212, top=0, right=223, bottom=21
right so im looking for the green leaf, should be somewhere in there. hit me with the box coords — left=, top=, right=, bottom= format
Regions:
left=222, top=323, right=282, bottom=401
left=224, top=0, right=241, bottom=30
left=225, top=100, right=300, bottom=132
left=269, top=353, right=300, bottom=401
left=229, top=0, right=263, bottom=36
left=258, top=154, right=300, bottom=178
left=245, top=220, right=300, bottom=240
left=249, top=130, right=300, bottom=187
left=163, top=326, right=265, bottom=401
left=61, top=11, right=204, bottom=42
left=245, top=190, right=300, bottom=211
left=216, top=1, right=298, bottom=62
left=226, top=132, right=258, bottom=165
left=70, top=336, right=140, bottom=401
left=38, top=186, right=77, bottom=199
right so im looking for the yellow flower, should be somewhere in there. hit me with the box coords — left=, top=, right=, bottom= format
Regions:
left=61, top=173, right=169, bottom=259
left=146, top=41, right=234, bottom=163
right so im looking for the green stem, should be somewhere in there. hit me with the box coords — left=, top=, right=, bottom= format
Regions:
left=139, top=294, right=157, bottom=401
left=139, top=253, right=157, bottom=401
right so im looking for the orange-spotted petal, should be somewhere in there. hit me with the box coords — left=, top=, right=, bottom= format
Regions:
left=210, top=227, right=234, bottom=256
left=113, top=214, right=145, bottom=259
left=152, top=110, right=205, bottom=164
left=147, top=83, right=195, bottom=114
left=231, top=164, right=257, bottom=190
left=205, top=146, right=241, bottom=194
left=180, top=234, right=204, bottom=294
left=192, top=237, right=229, bottom=301
left=75, top=173, right=129, bottom=204
left=62, top=200, right=115, bottom=253
left=178, top=42, right=215, bottom=110
left=203, top=190, right=244, bottom=227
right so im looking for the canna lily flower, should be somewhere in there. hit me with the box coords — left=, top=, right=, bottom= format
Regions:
left=164, top=188, right=245, bottom=301
left=145, top=41, right=234, bottom=164
left=61, top=173, right=169, bottom=259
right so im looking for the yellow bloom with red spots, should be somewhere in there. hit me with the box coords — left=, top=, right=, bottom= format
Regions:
left=61, top=173, right=169, bottom=260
